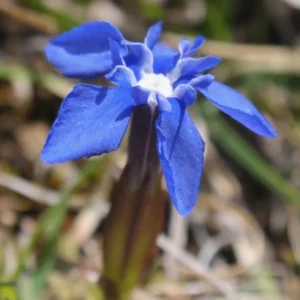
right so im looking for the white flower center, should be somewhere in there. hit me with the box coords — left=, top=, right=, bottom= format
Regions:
left=138, top=73, right=173, bottom=98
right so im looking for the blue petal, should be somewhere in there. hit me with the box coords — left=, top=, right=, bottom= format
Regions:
left=41, top=84, right=134, bottom=163
left=172, top=84, right=197, bottom=105
left=178, top=39, right=191, bottom=56
left=179, top=56, right=221, bottom=79
left=145, top=21, right=163, bottom=49
left=106, top=66, right=137, bottom=87
left=199, top=81, right=277, bottom=137
left=130, top=88, right=171, bottom=112
left=189, top=74, right=215, bottom=89
left=156, top=98, right=205, bottom=216
left=171, top=76, right=193, bottom=88
left=45, top=21, right=124, bottom=78
left=147, top=93, right=172, bottom=112
left=109, top=39, right=125, bottom=66
left=157, top=94, right=172, bottom=112
left=130, top=86, right=150, bottom=106
left=152, top=43, right=180, bottom=74
left=179, top=35, right=205, bottom=58
left=123, top=41, right=153, bottom=80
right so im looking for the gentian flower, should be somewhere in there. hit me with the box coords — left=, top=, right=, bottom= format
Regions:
left=41, top=21, right=277, bottom=216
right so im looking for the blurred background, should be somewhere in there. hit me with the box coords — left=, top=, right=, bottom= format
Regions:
left=1, top=0, right=300, bottom=299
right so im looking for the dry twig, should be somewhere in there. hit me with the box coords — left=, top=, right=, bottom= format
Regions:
left=157, top=234, right=234, bottom=297
left=164, top=206, right=188, bottom=280
left=0, top=172, right=84, bottom=208
left=163, top=33, right=300, bottom=75
left=0, top=0, right=57, bottom=34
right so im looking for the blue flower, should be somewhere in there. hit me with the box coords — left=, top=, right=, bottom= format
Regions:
left=41, top=21, right=277, bottom=216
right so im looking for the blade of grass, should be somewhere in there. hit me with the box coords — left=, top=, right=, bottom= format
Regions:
left=32, top=159, right=104, bottom=296
left=199, top=101, right=300, bottom=205
left=10, top=158, right=104, bottom=299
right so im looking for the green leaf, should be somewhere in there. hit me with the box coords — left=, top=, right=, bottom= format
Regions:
left=0, top=282, right=19, bottom=300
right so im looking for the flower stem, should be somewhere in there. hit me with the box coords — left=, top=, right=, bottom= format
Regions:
left=102, top=105, right=165, bottom=299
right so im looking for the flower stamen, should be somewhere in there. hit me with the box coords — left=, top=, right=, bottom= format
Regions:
left=138, top=73, right=173, bottom=98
